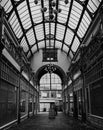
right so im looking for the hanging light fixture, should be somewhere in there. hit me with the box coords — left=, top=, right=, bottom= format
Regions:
left=58, top=8, right=62, bottom=13
left=52, top=1, right=56, bottom=7
left=34, top=0, right=38, bottom=5
left=41, top=7, right=47, bottom=12
left=64, top=0, right=69, bottom=4
left=37, top=0, right=62, bottom=21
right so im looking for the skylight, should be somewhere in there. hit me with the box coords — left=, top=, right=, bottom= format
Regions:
left=1, top=0, right=102, bottom=60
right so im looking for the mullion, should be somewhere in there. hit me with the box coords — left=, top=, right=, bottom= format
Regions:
left=26, top=0, right=39, bottom=51
left=41, top=0, right=47, bottom=49
left=67, top=0, right=89, bottom=56
left=54, top=0, right=59, bottom=49
left=61, top=0, right=74, bottom=50
left=11, top=0, right=33, bottom=55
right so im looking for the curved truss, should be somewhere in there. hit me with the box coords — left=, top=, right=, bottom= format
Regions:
left=1, top=0, right=102, bottom=60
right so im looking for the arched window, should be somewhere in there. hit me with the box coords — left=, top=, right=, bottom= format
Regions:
left=40, top=73, right=62, bottom=90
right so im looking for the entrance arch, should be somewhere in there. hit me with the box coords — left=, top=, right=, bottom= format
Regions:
left=36, top=64, right=67, bottom=112
left=36, top=64, right=67, bottom=87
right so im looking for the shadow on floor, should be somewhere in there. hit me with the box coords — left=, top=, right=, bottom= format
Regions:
left=8, top=112, right=102, bottom=130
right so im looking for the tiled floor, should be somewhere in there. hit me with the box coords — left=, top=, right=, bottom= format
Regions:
left=8, top=112, right=101, bottom=130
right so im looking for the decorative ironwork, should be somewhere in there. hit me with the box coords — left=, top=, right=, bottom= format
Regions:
left=44, top=64, right=56, bottom=73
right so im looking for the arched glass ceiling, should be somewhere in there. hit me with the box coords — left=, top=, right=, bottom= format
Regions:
left=1, top=0, right=102, bottom=59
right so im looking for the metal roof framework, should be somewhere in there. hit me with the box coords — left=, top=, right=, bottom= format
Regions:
left=1, top=0, right=102, bottom=60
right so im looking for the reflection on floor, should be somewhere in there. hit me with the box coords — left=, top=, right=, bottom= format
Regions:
left=8, top=112, right=101, bottom=130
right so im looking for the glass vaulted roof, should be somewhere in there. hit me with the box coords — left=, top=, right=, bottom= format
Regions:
left=1, top=0, right=102, bottom=59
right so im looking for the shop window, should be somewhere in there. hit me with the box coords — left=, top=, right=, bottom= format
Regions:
left=78, top=89, right=82, bottom=115
left=69, top=93, right=73, bottom=112
left=0, top=80, right=17, bottom=127
left=90, top=79, right=103, bottom=117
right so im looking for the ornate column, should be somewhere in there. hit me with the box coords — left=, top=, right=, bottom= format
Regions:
left=27, top=68, right=35, bottom=118
left=16, top=46, right=24, bottom=124
left=79, top=45, right=87, bottom=123
left=68, top=70, right=78, bottom=119
left=17, top=66, right=23, bottom=124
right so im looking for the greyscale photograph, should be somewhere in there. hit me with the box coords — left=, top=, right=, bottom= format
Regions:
left=0, top=0, right=103, bottom=130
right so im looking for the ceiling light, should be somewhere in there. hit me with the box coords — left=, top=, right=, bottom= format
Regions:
left=49, top=14, right=54, bottom=20
left=64, top=0, right=69, bottom=4
left=41, top=7, right=47, bottom=12
left=34, top=0, right=38, bottom=5
left=58, top=8, right=62, bottom=13
left=52, top=1, right=56, bottom=7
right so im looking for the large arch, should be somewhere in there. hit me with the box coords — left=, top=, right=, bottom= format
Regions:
left=36, top=64, right=67, bottom=87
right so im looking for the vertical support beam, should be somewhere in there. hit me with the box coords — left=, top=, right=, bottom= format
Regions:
left=35, top=95, right=38, bottom=114
left=17, top=68, right=22, bottom=124
left=81, top=70, right=86, bottom=122
left=28, top=81, right=30, bottom=118
left=67, top=94, right=70, bottom=115
left=73, top=91, right=78, bottom=119
left=26, top=91, right=29, bottom=116
left=80, top=48, right=86, bottom=123
left=50, top=72, right=51, bottom=90
left=0, top=6, right=4, bottom=55
left=32, top=94, right=34, bottom=116
left=67, top=72, right=78, bottom=118
left=71, top=78, right=78, bottom=119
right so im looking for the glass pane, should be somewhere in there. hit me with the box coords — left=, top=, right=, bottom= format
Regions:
left=68, top=1, right=83, bottom=29
left=21, top=37, right=29, bottom=52
left=9, top=11, right=23, bottom=38
left=1, top=0, right=13, bottom=13
left=45, top=23, right=49, bottom=35
left=38, top=41, right=45, bottom=49
left=69, top=50, right=73, bottom=59
left=87, top=0, right=100, bottom=13
left=46, top=40, right=54, bottom=48
left=40, top=73, right=62, bottom=90
left=77, top=11, right=91, bottom=38
left=58, top=0, right=70, bottom=23
left=17, top=1, right=32, bottom=29
left=29, top=0, right=42, bottom=23
left=65, top=29, right=74, bottom=46
left=55, top=40, right=62, bottom=49
left=35, top=24, right=44, bottom=40
left=26, top=29, right=36, bottom=46
left=31, top=45, right=37, bottom=53
left=27, top=51, right=31, bottom=58
left=71, top=36, right=80, bottom=52
left=51, top=23, right=55, bottom=35
left=56, top=24, right=65, bottom=40
left=0, top=82, right=17, bottom=127
left=63, top=44, right=69, bottom=53
left=44, top=0, right=49, bottom=20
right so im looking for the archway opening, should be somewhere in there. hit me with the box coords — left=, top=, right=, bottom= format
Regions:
left=39, top=73, right=63, bottom=112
